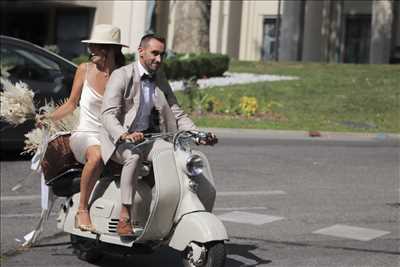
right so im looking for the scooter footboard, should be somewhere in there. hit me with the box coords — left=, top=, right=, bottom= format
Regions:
left=168, top=212, right=228, bottom=251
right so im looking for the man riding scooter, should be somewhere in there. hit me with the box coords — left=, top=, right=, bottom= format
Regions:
left=100, top=34, right=216, bottom=236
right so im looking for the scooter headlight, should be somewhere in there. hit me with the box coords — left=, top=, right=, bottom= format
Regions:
left=185, top=154, right=204, bottom=176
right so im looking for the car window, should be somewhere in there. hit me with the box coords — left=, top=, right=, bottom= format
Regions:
left=1, top=44, right=62, bottom=83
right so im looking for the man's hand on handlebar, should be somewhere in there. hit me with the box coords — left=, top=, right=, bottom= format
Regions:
left=120, top=132, right=144, bottom=143
left=196, top=132, right=218, bottom=146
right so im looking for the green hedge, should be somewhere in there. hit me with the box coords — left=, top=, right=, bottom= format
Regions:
left=163, top=53, right=230, bottom=80
left=71, top=52, right=230, bottom=80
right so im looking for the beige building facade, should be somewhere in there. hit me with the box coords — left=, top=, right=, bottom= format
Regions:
left=1, top=0, right=399, bottom=63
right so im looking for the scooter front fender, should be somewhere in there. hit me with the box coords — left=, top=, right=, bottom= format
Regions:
left=168, top=212, right=228, bottom=251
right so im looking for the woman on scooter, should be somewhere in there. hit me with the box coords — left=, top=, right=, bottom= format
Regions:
left=39, top=24, right=127, bottom=232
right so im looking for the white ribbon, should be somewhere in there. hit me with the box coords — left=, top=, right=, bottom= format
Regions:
left=22, top=174, right=56, bottom=247
left=21, top=128, right=55, bottom=247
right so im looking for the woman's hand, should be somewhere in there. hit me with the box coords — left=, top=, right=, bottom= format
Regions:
left=35, top=113, right=52, bottom=129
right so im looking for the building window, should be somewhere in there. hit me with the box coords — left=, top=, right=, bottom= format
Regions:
left=344, top=15, right=371, bottom=63
left=262, top=17, right=277, bottom=61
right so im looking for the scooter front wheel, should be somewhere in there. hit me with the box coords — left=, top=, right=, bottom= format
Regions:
left=70, top=234, right=103, bottom=263
left=182, top=241, right=226, bottom=267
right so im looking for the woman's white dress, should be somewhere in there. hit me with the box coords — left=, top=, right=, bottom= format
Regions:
left=69, top=65, right=103, bottom=164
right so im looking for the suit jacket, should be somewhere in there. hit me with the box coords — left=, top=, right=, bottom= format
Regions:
left=100, top=62, right=197, bottom=163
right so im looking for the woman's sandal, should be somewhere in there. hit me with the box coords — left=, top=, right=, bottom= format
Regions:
left=75, top=209, right=95, bottom=232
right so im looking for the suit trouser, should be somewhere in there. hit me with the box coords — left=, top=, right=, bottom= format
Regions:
left=111, top=139, right=172, bottom=205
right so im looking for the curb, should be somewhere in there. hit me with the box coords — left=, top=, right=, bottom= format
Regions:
left=200, top=127, right=400, bottom=143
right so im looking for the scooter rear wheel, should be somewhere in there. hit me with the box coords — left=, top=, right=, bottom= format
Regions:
left=182, top=241, right=226, bottom=267
left=70, top=234, right=103, bottom=263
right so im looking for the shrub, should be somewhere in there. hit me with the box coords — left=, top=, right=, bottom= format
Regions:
left=204, top=96, right=224, bottom=113
left=164, top=53, right=230, bottom=80
left=124, top=53, right=136, bottom=64
left=71, top=52, right=229, bottom=80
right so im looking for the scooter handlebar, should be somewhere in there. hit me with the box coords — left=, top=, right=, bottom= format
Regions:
left=124, top=131, right=218, bottom=148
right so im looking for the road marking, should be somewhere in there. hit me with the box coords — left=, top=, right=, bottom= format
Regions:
left=227, top=254, right=258, bottom=266
left=0, top=195, right=41, bottom=201
left=1, top=212, right=57, bottom=218
left=313, top=224, right=390, bottom=241
left=1, top=190, right=287, bottom=202
left=215, top=206, right=269, bottom=211
left=218, top=211, right=284, bottom=225
left=1, top=208, right=269, bottom=218
left=218, top=190, right=286, bottom=196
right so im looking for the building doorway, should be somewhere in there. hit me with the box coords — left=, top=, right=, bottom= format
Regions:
left=344, top=15, right=371, bottom=63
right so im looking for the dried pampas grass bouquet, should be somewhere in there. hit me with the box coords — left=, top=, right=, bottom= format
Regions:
left=0, top=78, right=36, bottom=125
left=0, top=77, right=79, bottom=155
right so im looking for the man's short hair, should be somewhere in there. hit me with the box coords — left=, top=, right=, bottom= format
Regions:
left=139, top=34, right=166, bottom=48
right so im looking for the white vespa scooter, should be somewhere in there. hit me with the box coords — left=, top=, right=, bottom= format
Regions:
left=44, top=130, right=228, bottom=266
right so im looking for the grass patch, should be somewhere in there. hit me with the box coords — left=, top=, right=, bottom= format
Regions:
left=175, top=61, right=400, bottom=133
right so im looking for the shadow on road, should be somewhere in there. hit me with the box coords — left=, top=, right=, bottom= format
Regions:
left=13, top=240, right=272, bottom=267
left=87, top=242, right=271, bottom=267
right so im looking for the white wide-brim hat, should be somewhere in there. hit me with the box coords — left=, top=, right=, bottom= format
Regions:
left=82, top=24, right=128, bottom=47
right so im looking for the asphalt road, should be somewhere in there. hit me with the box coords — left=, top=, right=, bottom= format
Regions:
left=1, top=129, right=399, bottom=266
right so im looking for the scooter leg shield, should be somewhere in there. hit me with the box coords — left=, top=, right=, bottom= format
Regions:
left=168, top=212, right=228, bottom=251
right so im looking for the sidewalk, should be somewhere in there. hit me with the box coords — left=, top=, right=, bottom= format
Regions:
left=201, top=127, right=400, bottom=143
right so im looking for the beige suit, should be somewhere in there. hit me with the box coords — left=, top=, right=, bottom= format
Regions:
left=100, top=62, right=197, bottom=204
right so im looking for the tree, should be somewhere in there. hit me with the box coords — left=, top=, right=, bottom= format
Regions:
left=172, top=0, right=210, bottom=53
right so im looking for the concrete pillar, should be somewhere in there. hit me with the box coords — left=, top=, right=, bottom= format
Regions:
left=211, top=0, right=242, bottom=58
left=111, top=1, right=148, bottom=53
left=328, top=0, right=343, bottom=62
left=393, top=0, right=400, bottom=62
left=220, top=1, right=231, bottom=55
left=209, top=0, right=224, bottom=53
left=302, top=0, right=324, bottom=61
left=155, top=0, right=170, bottom=40
left=278, top=0, right=303, bottom=61
left=167, top=1, right=176, bottom=49
left=369, top=0, right=393, bottom=64
left=225, top=0, right=242, bottom=59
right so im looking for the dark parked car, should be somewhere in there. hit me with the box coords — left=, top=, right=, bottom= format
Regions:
left=0, top=35, right=77, bottom=152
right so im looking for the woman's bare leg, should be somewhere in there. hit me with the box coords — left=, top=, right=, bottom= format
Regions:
left=77, top=145, right=104, bottom=226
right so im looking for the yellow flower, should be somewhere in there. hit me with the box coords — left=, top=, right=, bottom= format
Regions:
left=239, top=96, right=258, bottom=116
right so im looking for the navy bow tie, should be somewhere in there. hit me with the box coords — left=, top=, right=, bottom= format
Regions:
left=141, top=73, right=155, bottom=82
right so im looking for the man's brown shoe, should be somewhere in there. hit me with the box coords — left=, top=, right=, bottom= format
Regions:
left=117, top=218, right=134, bottom=236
